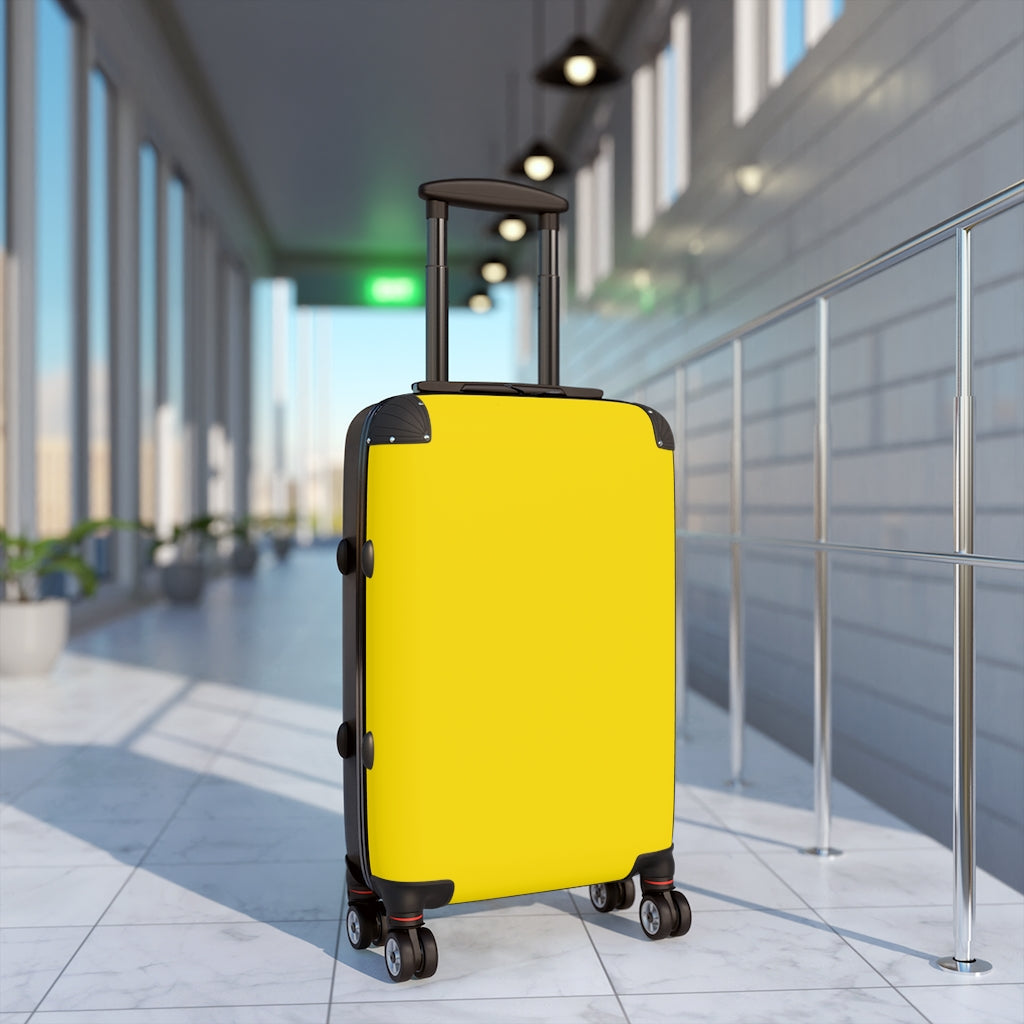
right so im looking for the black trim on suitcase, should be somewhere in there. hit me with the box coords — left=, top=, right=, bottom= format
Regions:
left=629, top=846, right=676, bottom=886
left=641, top=406, right=675, bottom=450
left=413, top=380, right=603, bottom=400
left=342, top=404, right=377, bottom=886
left=342, top=400, right=457, bottom=927
left=372, top=876, right=456, bottom=925
left=366, top=394, right=433, bottom=446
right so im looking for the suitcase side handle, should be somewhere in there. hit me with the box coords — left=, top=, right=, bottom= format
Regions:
left=419, top=178, right=566, bottom=389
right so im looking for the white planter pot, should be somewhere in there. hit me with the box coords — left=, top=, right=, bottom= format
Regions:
left=0, top=598, right=70, bottom=677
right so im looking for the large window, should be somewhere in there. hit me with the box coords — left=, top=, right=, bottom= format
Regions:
left=138, top=143, right=158, bottom=527
left=632, top=8, right=691, bottom=237
left=0, top=0, right=7, bottom=251
left=0, top=0, right=7, bottom=528
left=36, top=0, right=75, bottom=538
left=734, top=0, right=845, bottom=126
left=165, top=174, right=186, bottom=527
left=88, top=69, right=112, bottom=522
left=575, top=135, right=614, bottom=301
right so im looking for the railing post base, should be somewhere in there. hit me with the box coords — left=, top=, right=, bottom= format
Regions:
left=935, top=956, right=992, bottom=975
left=801, top=846, right=842, bottom=858
left=724, top=776, right=752, bottom=790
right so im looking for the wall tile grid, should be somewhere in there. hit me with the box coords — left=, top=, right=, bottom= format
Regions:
left=564, top=0, right=1024, bottom=890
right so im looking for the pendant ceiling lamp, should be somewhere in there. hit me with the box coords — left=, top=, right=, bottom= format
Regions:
left=535, top=0, right=621, bottom=88
left=508, top=1, right=568, bottom=182
left=490, top=214, right=531, bottom=242
left=479, top=256, right=510, bottom=284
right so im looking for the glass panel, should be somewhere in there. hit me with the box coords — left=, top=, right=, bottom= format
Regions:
left=138, top=143, right=157, bottom=527
left=631, top=64, right=655, bottom=236
left=36, top=0, right=74, bottom=539
left=166, top=176, right=186, bottom=526
left=0, top=0, right=7, bottom=527
left=249, top=279, right=274, bottom=520
left=0, top=0, right=7, bottom=248
left=657, top=42, right=677, bottom=212
left=784, top=0, right=806, bottom=75
left=88, top=69, right=111, bottom=526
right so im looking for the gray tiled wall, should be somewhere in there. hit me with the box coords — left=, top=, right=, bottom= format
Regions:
left=563, top=0, right=1024, bottom=888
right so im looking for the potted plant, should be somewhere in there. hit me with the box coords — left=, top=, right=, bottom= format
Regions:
left=229, top=516, right=259, bottom=575
left=0, top=518, right=133, bottom=676
left=270, top=512, right=298, bottom=562
left=156, top=515, right=220, bottom=603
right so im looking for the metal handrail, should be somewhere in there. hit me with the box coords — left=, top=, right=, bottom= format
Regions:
left=668, top=179, right=1023, bottom=974
left=676, top=530, right=1024, bottom=573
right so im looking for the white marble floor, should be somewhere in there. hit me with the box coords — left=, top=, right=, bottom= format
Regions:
left=1, top=546, right=1021, bottom=1024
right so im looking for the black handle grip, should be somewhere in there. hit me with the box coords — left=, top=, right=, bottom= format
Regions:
left=419, top=178, right=568, bottom=216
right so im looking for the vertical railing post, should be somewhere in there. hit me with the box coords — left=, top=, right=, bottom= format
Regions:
left=938, top=226, right=992, bottom=973
left=806, top=297, right=841, bottom=857
left=728, top=338, right=748, bottom=786
left=675, top=364, right=689, bottom=738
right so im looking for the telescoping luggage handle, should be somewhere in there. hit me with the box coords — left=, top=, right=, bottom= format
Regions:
left=418, top=178, right=568, bottom=389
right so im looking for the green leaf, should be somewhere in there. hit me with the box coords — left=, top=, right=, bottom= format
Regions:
left=43, top=556, right=99, bottom=597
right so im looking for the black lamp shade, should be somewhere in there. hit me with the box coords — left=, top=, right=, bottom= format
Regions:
left=506, top=139, right=568, bottom=182
left=535, top=35, right=622, bottom=88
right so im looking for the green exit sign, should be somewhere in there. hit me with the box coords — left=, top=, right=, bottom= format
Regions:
left=364, top=274, right=422, bottom=307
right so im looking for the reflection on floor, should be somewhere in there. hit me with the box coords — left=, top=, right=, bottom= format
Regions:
left=1, top=546, right=1021, bottom=1023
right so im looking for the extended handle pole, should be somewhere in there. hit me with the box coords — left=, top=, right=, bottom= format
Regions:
left=425, top=198, right=449, bottom=383
left=538, top=211, right=559, bottom=387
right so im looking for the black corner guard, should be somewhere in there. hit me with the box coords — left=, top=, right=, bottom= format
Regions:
left=642, top=407, right=675, bottom=450
left=366, top=394, right=432, bottom=446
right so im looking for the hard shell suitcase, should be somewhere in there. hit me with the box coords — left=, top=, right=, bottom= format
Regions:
left=336, top=179, right=691, bottom=982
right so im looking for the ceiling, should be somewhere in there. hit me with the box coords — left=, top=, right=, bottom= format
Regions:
left=163, top=0, right=639, bottom=300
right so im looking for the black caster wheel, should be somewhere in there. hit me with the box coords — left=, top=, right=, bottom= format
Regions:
left=384, top=930, right=416, bottom=983
left=413, top=926, right=438, bottom=979
left=345, top=903, right=375, bottom=950
left=589, top=882, right=621, bottom=913
left=669, top=890, right=692, bottom=937
left=639, top=893, right=675, bottom=940
left=617, top=877, right=636, bottom=910
left=370, top=902, right=387, bottom=947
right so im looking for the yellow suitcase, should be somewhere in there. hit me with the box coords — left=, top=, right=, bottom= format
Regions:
left=336, top=180, right=691, bottom=982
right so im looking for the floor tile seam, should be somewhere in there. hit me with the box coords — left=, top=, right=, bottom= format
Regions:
left=0, top=744, right=94, bottom=806
left=25, top=999, right=334, bottom=1012
left=188, top=746, right=342, bottom=788
left=617, top=983, right=911, bottom=996
left=95, top=916, right=350, bottom=926
left=745, top=843, right=949, bottom=854
left=324, top=888, right=346, bottom=1024
left=25, top=708, right=254, bottom=1016
left=814, top=900, right=1024, bottom=913
left=232, top=710, right=338, bottom=739
left=805, top=903, right=908, bottom=996
left=339, top=992, right=638, bottom=1008
left=674, top=783, right=738, bottom=834
left=736, top=841, right=909, bottom=995
left=575, top=913, right=633, bottom=1023
left=140, top=856, right=346, bottom=866
left=709, top=826, right=819, bottom=916
left=575, top=903, right=814, bottom=916
left=895, top=980, right=1024, bottom=990
left=26, top=733, right=230, bottom=1018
